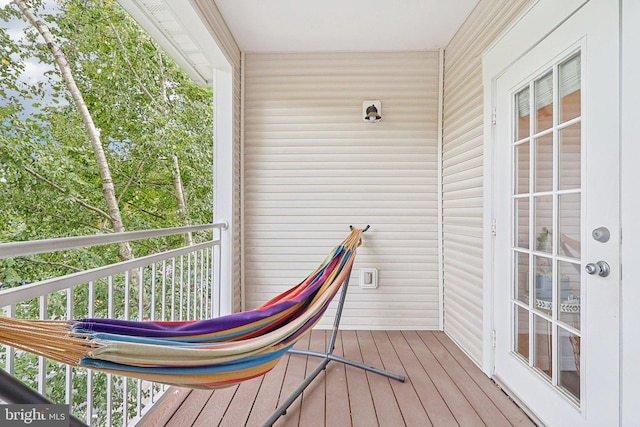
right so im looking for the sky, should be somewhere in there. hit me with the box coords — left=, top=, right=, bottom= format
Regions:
left=1, top=0, right=62, bottom=116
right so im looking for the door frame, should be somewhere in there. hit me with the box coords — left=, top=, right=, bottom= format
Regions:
left=482, top=0, right=592, bottom=375
left=481, top=0, right=621, bottom=423
left=621, top=1, right=640, bottom=424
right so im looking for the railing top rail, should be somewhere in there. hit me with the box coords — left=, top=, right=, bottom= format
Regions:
left=0, top=238, right=220, bottom=307
left=0, top=222, right=228, bottom=259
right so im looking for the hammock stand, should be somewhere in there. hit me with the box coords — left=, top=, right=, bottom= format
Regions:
left=263, top=228, right=405, bottom=425
left=0, top=226, right=405, bottom=426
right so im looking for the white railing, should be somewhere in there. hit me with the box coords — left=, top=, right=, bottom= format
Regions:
left=0, top=222, right=227, bottom=426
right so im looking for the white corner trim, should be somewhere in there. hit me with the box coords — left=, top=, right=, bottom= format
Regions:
left=438, top=48, right=445, bottom=331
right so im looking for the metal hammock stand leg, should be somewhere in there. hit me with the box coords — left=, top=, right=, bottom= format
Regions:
left=262, top=264, right=406, bottom=427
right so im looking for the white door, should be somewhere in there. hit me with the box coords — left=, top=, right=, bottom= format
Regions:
left=491, top=0, right=619, bottom=425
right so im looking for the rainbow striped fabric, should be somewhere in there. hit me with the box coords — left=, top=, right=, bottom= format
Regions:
left=66, top=229, right=363, bottom=388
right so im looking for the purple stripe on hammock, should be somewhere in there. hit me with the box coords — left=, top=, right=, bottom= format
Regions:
left=72, top=247, right=348, bottom=338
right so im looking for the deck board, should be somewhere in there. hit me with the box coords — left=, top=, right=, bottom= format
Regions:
left=165, top=389, right=211, bottom=427
left=324, top=331, right=351, bottom=427
left=193, top=385, right=237, bottom=427
left=297, top=330, right=326, bottom=427
left=419, top=331, right=511, bottom=426
left=139, top=330, right=536, bottom=427
left=273, top=332, right=310, bottom=427
left=342, top=330, right=378, bottom=427
left=374, top=331, right=432, bottom=427
left=432, top=332, right=535, bottom=426
left=244, top=351, right=289, bottom=426
left=358, top=330, right=405, bottom=426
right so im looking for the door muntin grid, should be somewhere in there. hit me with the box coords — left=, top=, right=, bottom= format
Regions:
left=511, top=52, right=582, bottom=402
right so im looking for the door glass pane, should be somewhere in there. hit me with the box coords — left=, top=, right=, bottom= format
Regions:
left=535, top=133, right=553, bottom=192
left=559, top=327, right=581, bottom=400
left=535, top=72, right=554, bottom=133
left=516, top=86, right=531, bottom=140
left=534, top=196, right=553, bottom=254
left=534, top=314, right=552, bottom=379
left=559, top=54, right=581, bottom=123
left=515, top=251, right=529, bottom=303
left=559, top=124, right=581, bottom=190
left=534, top=255, right=552, bottom=314
left=558, top=260, right=581, bottom=329
left=515, top=198, right=529, bottom=249
left=515, top=142, right=530, bottom=194
left=515, top=305, right=530, bottom=362
left=559, top=193, right=581, bottom=258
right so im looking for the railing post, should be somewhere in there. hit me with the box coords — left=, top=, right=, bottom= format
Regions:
left=213, top=66, right=234, bottom=317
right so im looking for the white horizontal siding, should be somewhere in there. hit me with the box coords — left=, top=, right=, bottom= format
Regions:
left=243, top=51, right=441, bottom=329
left=442, top=0, right=533, bottom=365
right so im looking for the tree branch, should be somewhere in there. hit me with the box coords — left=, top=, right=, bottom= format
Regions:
left=16, top=256, right=82, bottom=273
left=117, top=160, right=145, bottom=205
left=48, top=213, right=113, bottom=234
left=24, top=166, right=114, bottom=221
left=103, top=9, right=166, bottom=113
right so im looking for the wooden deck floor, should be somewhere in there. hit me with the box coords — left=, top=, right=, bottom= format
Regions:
left=139, top=330, right=536, bottom=427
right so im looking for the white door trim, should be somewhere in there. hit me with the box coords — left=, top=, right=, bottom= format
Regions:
left=482, top=0, right=593, bottom=376
left=620, top=1, right=640, bottom=424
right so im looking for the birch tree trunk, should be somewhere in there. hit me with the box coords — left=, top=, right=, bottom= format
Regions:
left=14, top=0, right=134, bottom=261
left=172, top=156, right=193, bottom=246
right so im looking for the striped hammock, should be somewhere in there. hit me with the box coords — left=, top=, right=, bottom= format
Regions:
left=0, top=229, right=363, bottom=389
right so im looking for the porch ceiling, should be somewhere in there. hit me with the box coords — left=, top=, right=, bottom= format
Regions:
left=215, top=0, right=479, bottom=52
left=116, top=0, right=478, bottom=85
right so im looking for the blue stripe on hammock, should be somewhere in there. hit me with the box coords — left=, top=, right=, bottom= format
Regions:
left=79, top=345, right=293, bottom=375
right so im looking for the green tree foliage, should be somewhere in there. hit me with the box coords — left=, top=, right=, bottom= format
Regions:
left=0, top=0, right=214, bottom=284
left=1, top=2, right=214, bottom=424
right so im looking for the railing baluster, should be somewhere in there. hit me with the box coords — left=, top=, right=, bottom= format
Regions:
left=125, top=270, right=130, bottom=320
left=66, top=288, right=73, bottom=406
left=5, top=304, right=15, bottom=375
left=170, top=258, right=175, bottom=321
left=138, top=266, right=144, bottom=321
left=107, top=275, right=114, bottom=427
left=38, top=295, right=47, bottom=397
left=161, top=260, right=166, bottom=320
left=186, top=253, right=192, bottom=319
left=213, top=242, right=221, bottom=318
left=179, top=255, right=184, bottom=320
left=123, top=378, right=128, bottom=426
left=88, top=281, right=95, bottom=317
left=151, top=262, right=157, bottom=320
left=204, top=248, right=210, bottom=317
left=87, top=281, right=95, bottom=425
left=107, top=275, right=114, bottom=317
left=135, top=266, right=144, bottom=424
left=199, top=249, right=204, bottom=318
left=136, top=379, right=142, bottom=419
left=123, top=271, right=130, bottom=426
left=193, top=250, right=198, bottom=318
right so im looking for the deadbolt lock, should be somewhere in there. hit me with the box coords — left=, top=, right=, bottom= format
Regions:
left=592, top=227, right=610, bottom=243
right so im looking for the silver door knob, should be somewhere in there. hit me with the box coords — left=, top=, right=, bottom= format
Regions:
left=585, top=261, right=610, bottom=277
